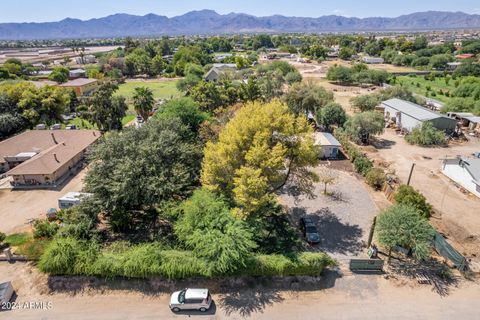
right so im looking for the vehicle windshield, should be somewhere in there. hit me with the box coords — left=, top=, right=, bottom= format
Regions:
left=178, top=290, right=186, bottom=303
left=306, top=226, right=317, bottom=233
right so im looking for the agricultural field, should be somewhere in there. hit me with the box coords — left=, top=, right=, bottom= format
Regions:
left=115, top=79, right=183, bottom=102
left=395, top=75, right=456, bottom=103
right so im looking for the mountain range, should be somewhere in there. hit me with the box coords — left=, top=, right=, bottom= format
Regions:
left=1, top=10, right=480, bottom=40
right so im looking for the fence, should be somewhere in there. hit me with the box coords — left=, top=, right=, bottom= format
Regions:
left=433, top=231, right=468, bottom=271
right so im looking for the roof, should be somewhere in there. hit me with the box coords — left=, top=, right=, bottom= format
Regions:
left=1, top=130, right=100, bottom=175
left=212, top=63, right=237, bottom=69
left=315, top=132, right=341, bottom=147
left=462, top=158, right=480, bottom=183
left=60, top=78, right=97, bottom=87
left=185, top=289, right=209, bottom=300
left=382, top=98, right=452, bottom=122
left=464, top=116, right=480, bottom=124
left=456, top=54, right=475, bottom=59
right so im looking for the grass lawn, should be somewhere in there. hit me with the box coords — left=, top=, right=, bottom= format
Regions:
left=115, top=80, right=183, bottom=102
left=122, top=114, right=136, bottom=126
left=396, top=75, right=456, bottom=103
left=4, top=232, right=33, bottom=247
left=16, top=238, right=52, bottom=260
left=66, top=117, right=96, bottom=129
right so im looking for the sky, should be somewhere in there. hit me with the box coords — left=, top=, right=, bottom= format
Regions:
left=1, top=0, right=479, bottom=23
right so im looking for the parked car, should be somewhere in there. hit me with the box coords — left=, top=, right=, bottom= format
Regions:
left=169, top=288, right=212, bottom=312
left=50, top=123, right=62, bottom=130
left=300, top=217, right=320, bottom=244
left=65, top=124, right=77, bottom=130
left=136, top=116, right=144, bottom=124
left=0, top=281, right=14, bottom=306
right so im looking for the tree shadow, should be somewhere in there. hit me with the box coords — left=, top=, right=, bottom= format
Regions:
left=291, top=207, right=363, bottom=256
left=327, top=190, right=350, bottom=203
left=219, top=290, right=284, bottom=317
left=370, top=137, right=396, bottom=150
left=387, top=258, right=460, bottom=297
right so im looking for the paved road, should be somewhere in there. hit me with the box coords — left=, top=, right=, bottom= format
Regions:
left=1, top=268, right=478, bottom=320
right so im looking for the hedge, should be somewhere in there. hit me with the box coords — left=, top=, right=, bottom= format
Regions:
left=38, top=238, right=335, bottom=279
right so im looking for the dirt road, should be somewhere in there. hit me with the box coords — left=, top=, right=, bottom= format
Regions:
left=0, top=169, right=87, bottom=234
left=365, top=130, right=480, bottom=266
left=0, top=262, right=478, bottom=320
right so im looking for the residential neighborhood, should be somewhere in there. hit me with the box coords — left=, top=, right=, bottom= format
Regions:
left=1, top=1, right=480, bottom=319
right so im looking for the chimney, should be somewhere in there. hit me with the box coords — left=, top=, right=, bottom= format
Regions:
left=53, top=154, right=60, bottom=163
left=51, top=133, right=58, bottom=144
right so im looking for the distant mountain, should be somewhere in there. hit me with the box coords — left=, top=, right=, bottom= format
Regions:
left=1, top=10, right=480, bottom=40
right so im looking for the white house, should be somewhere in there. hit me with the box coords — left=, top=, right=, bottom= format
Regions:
left=315, top=132, right=342, bottom=159
left=442, top=158, right=480, bottom=198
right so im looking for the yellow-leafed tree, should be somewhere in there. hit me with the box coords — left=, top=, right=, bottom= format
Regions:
left=201, top=99, right=319, bottom=217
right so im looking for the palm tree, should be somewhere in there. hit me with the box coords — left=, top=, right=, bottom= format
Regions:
left=132, top=87, right=155, bottom=121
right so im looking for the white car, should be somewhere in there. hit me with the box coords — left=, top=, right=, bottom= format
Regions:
left=169, top=288, right=212, bottom=312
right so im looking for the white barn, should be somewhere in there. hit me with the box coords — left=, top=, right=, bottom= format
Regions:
left=442, top=158, right=480, bottom=198
left=383, top=98, right=456, bottom=133
left=315, top=132, right=342, bottom=159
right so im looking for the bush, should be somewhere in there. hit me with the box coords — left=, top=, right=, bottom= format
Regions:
left=38, top=237, right=84, bottom=275
left=405, top=122, right=446, bottom=146
left=0, top=232, right=5, bottom=243
left=33, top=220, right=60, bottom=239
left=353, top=156, right=373, bottom=176
left=366, top=168, right=386, bottom=190
left=39, top=238, right=335, bottom=279
left=394, top=185, right=432, bottom=219
left=245, top=252, right=336, bottom=277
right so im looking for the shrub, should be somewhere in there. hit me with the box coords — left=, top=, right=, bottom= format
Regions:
left=0, top=232, right=5, bottom=243
left=394, top=185, right=432, bottom=219
left=353, top=156, right=373, bottom=176
left=38, top=239, right=336, bottom=279
left=245, top=252, right=336, bottom=276
left=366, top=168, right=386, bottom=190
left=33, top=220, right=60, bottom=239
left=405, top=122, right=446, bottom=146
left=38, top=238, right=84, bottom=275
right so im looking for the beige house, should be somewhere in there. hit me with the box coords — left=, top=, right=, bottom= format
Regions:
left=0, top=130, right=100, bottom=187
left=59, top=78, right=98, bottom=96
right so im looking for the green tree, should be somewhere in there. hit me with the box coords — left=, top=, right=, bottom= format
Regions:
left=77, top=82, right=127, bottom=131
left=394, top=185, right=432, bottom=219
left=316, top=102, right=347, bottom=130
left=155, top=97, right=208, bottom=134
left=175, top=188, right=256, bottom=274
left=85, top=118, right=203, bottom=232
left=339, top=47, right=356, bottom=60
left=132, top=86, right=155, bottom=121
left=350, top=95, right=380, bottom=112
left=405, top=122, right=446, bottom=146
left=376, top=204, right=434, bottom=261
left=49, top=66, right=70, bottom=83
left=201, top=100, right=319, bottom=216
left=345, top=111, right=384, bottom=144
left=285, top=81, right=334, bottom=115
left=327, top=65, right=353, bottom=84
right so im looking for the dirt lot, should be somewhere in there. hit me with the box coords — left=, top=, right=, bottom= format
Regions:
left=280, top=168, right=380, bottom=262
left=364, top=130, right=480, bottom=265
left=0, top=262, right=478, bottom=320
left=0, top=169, right=87, bottom=234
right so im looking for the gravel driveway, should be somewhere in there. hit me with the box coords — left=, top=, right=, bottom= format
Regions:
left=280, top=168, right=379, bottom=261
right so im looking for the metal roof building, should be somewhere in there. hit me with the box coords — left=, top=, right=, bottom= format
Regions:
left=382, top=98, right=456, bottom=133
left=315, top=132, right=342, bottom=159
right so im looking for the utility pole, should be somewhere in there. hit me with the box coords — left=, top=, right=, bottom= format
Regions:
left=367, top=216, right=377, bottom=249
left=407, top=163, right=415, bottom=186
